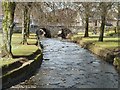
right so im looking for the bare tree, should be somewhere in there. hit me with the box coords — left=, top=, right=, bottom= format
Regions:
left=75, top=2, right=94, bottom=37
left=82, top=3, right=91, bottom=37
left=16, top=2, right=32, bottom=44
left=32, top=2, right=77, bottom=28
left=98, top=2, right=112, bottom=42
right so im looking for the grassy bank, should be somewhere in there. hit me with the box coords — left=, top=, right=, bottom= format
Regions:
left=71, top=32, right=119, bottom=51
left=71, top=31, right=120, bottom=71
left=0, top=33, right=43, bottom=89
left=0, top=33, right=38, bottom=68
left=0, top=58, right=20, bottom=67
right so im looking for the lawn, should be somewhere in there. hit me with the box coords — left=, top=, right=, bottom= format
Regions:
left=11, top=33, right=37, bottom=45
left=0, top=33, right=38, bottom=67
left=12, top=45, right=38, bottom=56
left=82, top=37, right=118, bottom=50
left=11, top=33, right=38, bottom=56
left=71, top=31, right=119, bottom=50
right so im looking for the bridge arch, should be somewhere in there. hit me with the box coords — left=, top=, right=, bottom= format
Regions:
left=40, top=28, right=51, bottom=38
left=58, top=28, right=72, bottom=39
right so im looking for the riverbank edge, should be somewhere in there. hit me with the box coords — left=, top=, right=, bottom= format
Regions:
left=70, top=38, right=120, bottom=72
left=1, top=46, right=43, bottom=89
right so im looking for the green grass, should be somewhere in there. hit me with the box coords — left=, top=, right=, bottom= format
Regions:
left=71, top=31, right=119, bottom=50
left=11, top=33, right=37, bottom=45
left=82, top=37, right=118, bottom=50
left=0, top=33, right=38, bottom=67
left=95, top=42, right=118, bottom=49
left=11, top=33, right=38, bottom=56
left=12, top=34, right=22, bottom=44
left=0, top=58, right=20, bottom=67
left=27, top=34, right=37, bottom=44
left=27, top=38, right=37, bottom=45
left=12, top=45, right=38, bottom=56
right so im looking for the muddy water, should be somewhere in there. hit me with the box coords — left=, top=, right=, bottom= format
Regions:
left=11, top=38, right=119, bottom=88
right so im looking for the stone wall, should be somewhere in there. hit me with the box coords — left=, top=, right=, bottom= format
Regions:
left=38, top=26, right=83, bottom=37
left=1, top=51, right=43, bottom=89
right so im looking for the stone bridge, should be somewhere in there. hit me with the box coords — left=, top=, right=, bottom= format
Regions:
left=14, top=25, right=84, bottom=38
left=31, top=25, right=84, bottom=37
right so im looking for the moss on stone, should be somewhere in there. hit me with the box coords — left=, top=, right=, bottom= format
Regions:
left=0, top=58, right=20, bottom=68
left=113, top=57, right=120, bottom=71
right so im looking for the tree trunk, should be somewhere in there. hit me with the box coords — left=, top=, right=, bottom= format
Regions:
left=1, top=1, right=16, bottom=58
left=116, top=3, right=120, bottom=32
left=116, top=20, right=120, bottom=32
left=84, top=15, right=89, bottom=37
left=114, top=27, right=117, bottom=33
left=26, top=12, right=30, bottom=38
left=99, top=15, right=106, bottom=42
left=22, top=6, right=28, bottom=45
left=94, top=20, right=97, bottom=34
left=99, top=3, right=107, bottom=42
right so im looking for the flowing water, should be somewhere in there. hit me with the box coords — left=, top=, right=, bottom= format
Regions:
left=11, top=38, right=119, bottom=88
